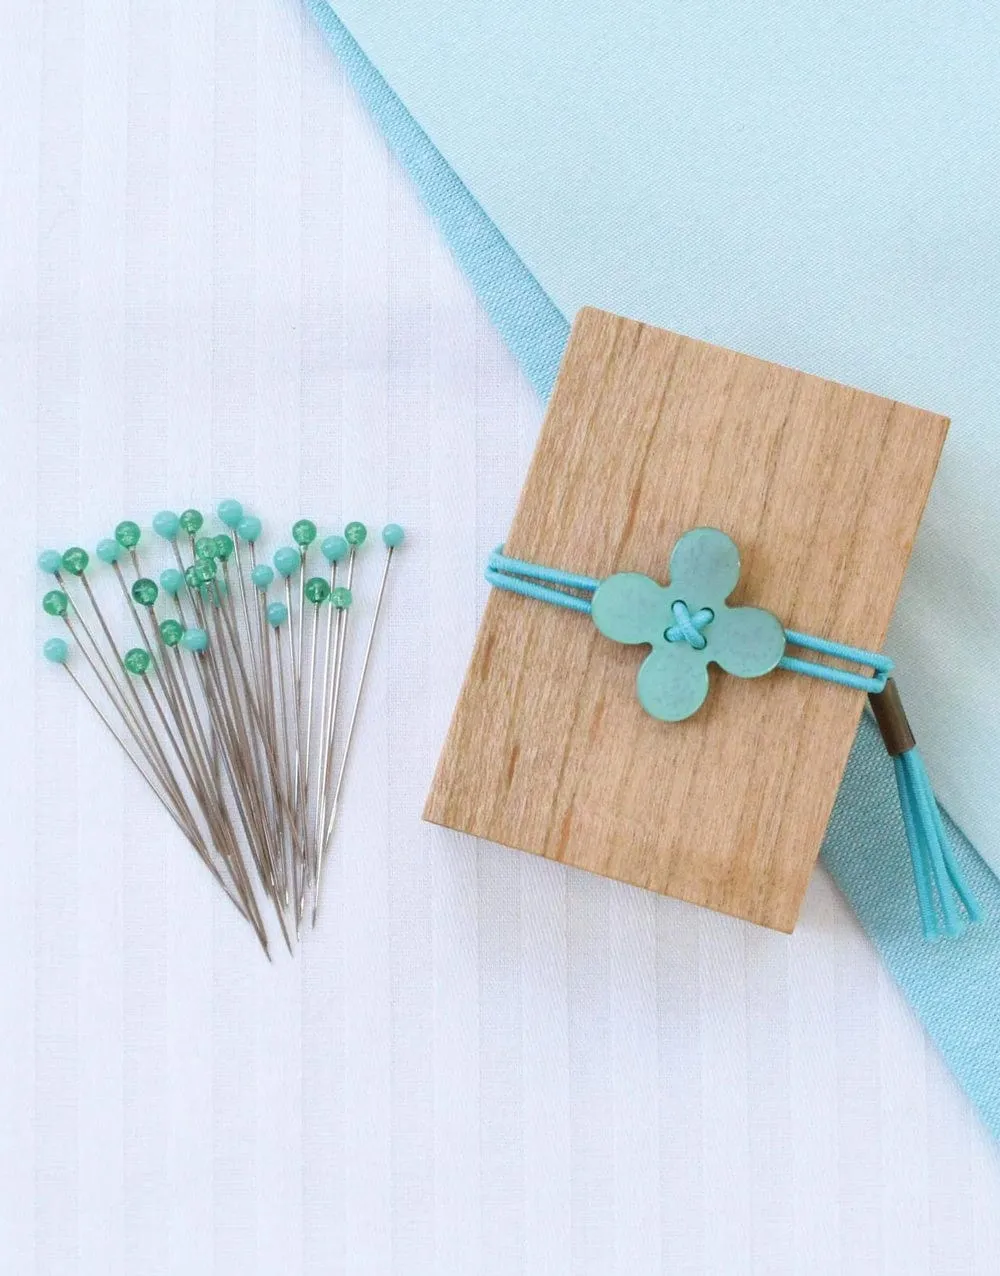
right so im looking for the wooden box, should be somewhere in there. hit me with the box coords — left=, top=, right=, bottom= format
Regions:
left=425, top=308, right=948, bottom=930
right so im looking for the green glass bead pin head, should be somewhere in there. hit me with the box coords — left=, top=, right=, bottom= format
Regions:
left=184, top=561, right=216, bottom=593
left=115, top=520, right=141, bottom=550
left=344, top=521, right=367, bottom=548
left=330, top=586, right=352, bottom=610
left=61, top=547, right=89, bottom=576
left=131, top=578, right=159, bottom=607
left=42, top=589, right=69, bottom=617
left=159, top=619, right=184, bottom=647
left=213, top=534, right=235, bottom=562
left=179, top=508, right=204, bottom=536
left=123, top=647, right=152, bottom=676
left=304, top=577, right=331, bottom=605
left=292, top=519, right=317, bottom=548
left=114, top=522, right=143, bottom=578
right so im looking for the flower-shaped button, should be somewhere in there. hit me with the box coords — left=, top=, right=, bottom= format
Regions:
left=590, top=527, right=786, bottom=721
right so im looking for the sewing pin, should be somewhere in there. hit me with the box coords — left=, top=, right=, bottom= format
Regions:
left=113, top=519, right=143, bottom=580
left=179, top=507, right=205, bottom=563
left=313, top=521, right=366, bottom=881
left=314, top=522, right=403, bottom=923
left=301, top=574, right=332, bottom=861
left=292, top=520, right=318, bottom=710
left=312, top=534, right=348, bottom=856
left=264, top=598, right=302, bottom=930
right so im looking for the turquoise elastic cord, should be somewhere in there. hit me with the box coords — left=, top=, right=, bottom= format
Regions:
left=484, top=549, right=599, bottom=615
left=486, top=548, right=892, bottom=691
left=780, top=631, right=893, bottom=694
left=669, top=602, right=712, bottom=649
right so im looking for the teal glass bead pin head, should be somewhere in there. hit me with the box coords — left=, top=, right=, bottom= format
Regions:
left=382, top=523, right=404, bottom=549
left=96, top=538, right=121, bottom=565
left=152, top=510, right=181, bottom=541
left=43, top=637, right=69, bottom=663
left=590, top=527, right=786, bottom=721
left=321, top=535, right=348, bottom=564
left=180, top=627, right=209, bottom=653
left=217, top=499, right=243, bottom=529
left=159, top=568, right=185, bottom=596
left=237, top=515, right=262, bottom=543
left=38, top=550, right=63, bottom=576
left=251, top=564, right=274, bottom=591
left=267, top=601, right=288, bottom=627
left=273, top=547, right=299, bottom=578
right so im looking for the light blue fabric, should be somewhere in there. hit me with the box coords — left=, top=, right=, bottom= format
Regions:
left=314, top=0, right=1000, bottom=884
left=305, top=0, right=1000, bottom=1139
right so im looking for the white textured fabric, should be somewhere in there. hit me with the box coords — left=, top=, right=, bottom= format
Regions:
left=2, top=1, right=1000, bottom=1272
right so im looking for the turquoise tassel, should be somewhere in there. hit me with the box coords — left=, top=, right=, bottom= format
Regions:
left=894, top=747, right=981, bottom=939
left=872, top=680, right=982, bottom=940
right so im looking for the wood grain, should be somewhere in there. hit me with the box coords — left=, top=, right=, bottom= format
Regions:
left=424, top=308, right=948, bottom=931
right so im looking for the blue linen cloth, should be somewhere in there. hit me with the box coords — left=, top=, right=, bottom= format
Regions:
left=305, top=0, right=1000, bottom=1139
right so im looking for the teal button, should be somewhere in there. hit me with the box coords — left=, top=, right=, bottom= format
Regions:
left=590, top=527, right=785, bottom=721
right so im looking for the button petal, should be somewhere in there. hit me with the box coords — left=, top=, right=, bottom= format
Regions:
left=709, top=605, right=786, bottom=678
left=591, top=572, right=671, bottom=645
left=668, top=527, right=741, bottom=604
left=636, top=646, right=711, bottom=721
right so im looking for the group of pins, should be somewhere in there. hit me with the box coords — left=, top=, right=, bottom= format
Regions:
left=37, top=501, right=404, bottom=958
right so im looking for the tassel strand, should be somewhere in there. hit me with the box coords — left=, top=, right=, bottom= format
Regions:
left=870, top=679, right=981, bottom=940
